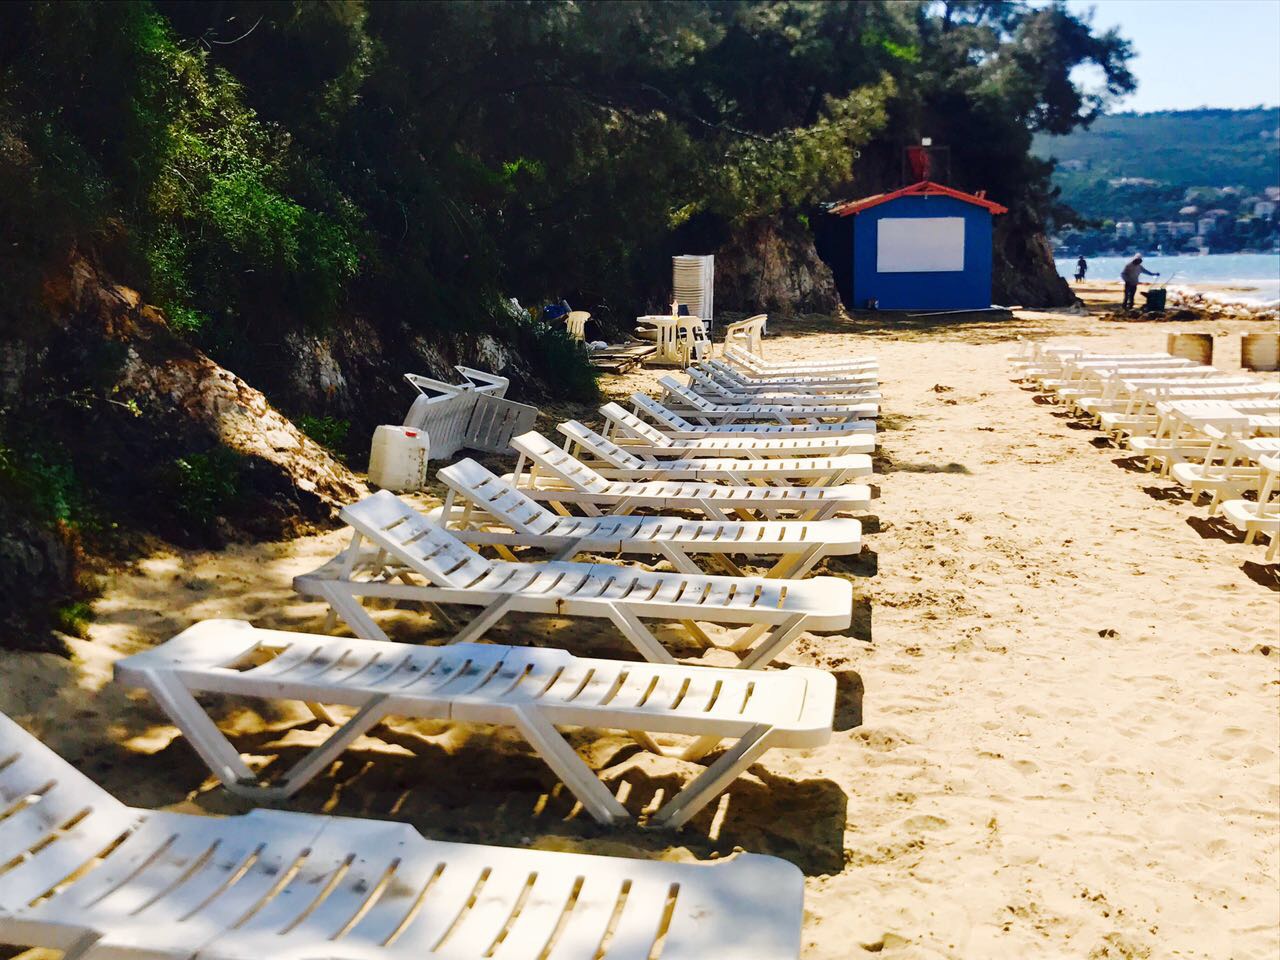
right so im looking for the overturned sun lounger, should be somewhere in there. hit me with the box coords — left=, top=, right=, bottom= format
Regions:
left=0, top=711, right=804, bottom=955
left=436, top=459, right=862, bottom=578
left=116, top=620, right=835, bottom=827
left=296, top=491, right=853, bottom=670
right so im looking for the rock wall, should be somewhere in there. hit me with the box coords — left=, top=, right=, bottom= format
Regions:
left=713, top=219, right=841, bottom=318
left=992, top=217, right=1076, bottom=308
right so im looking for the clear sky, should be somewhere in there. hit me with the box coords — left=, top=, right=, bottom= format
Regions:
left=1066, top=0, right=1280, bottom=112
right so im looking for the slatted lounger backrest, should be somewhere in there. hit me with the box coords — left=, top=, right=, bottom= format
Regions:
left=557, top=422, right=647, bottom=469
left=660, top=376, right=716, bottom=411
left=464, top=392, right=540, bottom=454
left=631, top=393, right=696, bottom=431
left=341, top=491, right=495, bottom=587
left=600, top=402, right=669, bottom=444
left=511, top=433, right=613, bottom=494
left=437, top=459, right=560, bottom=535
left=0, top=713, right=135, bottom=914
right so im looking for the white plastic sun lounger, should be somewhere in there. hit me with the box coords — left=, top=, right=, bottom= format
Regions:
left=0, top=712, right=804, bottom=956
left=1101, top=382, right=1280, bottom=439
left=705, top=359, right=878, bottom=392
left=687, top=367, right=881, bottom=406
left=509, top=432, right=872, bottom=521
left=296, top=492, right=853, bottom=670
left=435, top=459, right=862, bottom=578
left=1131, top=400, right=1280, bottom=474
left=660, top=377, right=879, bottom=423
left=117, top=620, right=835, bottom=828
left=602, top=402, right=876, bottom=456
left=1170, top=434, right=1280, bottom=512
left=557, top=420, right=872, bottom=487
left=1220, top=454, right=1280, bottom=560
left=725, top=344, right=877, bottom=375
left=631, top=394, right=876, bottom=439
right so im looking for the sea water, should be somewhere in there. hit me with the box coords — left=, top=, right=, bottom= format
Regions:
left=1056, top=253, right=1280, bottom=305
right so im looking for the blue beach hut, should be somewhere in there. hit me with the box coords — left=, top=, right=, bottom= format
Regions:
left=828, top=181, right=1008, bottom=311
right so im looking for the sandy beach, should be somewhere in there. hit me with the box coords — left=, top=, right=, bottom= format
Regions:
left=2, top=305, right=1277, bottom=959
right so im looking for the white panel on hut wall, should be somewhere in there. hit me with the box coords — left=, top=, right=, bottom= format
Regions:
left=876, top=216, right=965, bottom=273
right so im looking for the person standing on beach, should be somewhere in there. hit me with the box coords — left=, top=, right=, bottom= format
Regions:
left=1075, top=256, right=1088, bottom=282
left=1120, top=254, right=1157, bottom=309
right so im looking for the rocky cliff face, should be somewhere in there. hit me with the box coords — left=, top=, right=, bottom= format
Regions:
left=992, top=217, right=1076, bottom=308
left=714, top=219, right=841, bottom=317
left=0, top=252, right=367, bottom=649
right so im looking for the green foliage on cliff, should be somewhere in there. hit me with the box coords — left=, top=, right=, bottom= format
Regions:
left=2, top=0, right=1132, bottom=368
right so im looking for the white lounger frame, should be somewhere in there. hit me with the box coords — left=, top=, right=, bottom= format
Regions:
left=296, top=492, right=853, bottom=670
left=116, top=620, right=835, bottom=828
left=631, top=393, right=876, bottom=438
left=0, top=711, right=804, bottom=956
left=557, top=420, right=872, bottom=487
left=436, top=458, right=862, bottom=579
left=602, top=402, right=875, bottom=456
left=508, top=432, right=871, bottom=521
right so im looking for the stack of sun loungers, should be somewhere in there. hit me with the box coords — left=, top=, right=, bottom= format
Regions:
left=1012, top=341, right=1280, bottom=561
left=0, top=332, right=879, bottom=956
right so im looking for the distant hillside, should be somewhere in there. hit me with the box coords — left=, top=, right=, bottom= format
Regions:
left=1034, top=108, right=1280, bottom=223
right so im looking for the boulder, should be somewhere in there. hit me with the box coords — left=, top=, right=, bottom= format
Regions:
left=714, top=219, right=841, bottom=317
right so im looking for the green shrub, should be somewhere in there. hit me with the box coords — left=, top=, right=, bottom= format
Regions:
left=297, top=415, right=351, bottom=458
left=0, top=443, right=92, bottom=530
left=171, top=447, right=243, bottom=527
left=53, top=600, right=93, bottom=638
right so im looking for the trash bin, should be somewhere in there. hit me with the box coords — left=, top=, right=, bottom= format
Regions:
left=1142, top=287, right=1167, bottom=312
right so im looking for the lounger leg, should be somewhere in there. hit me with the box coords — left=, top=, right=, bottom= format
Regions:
left=768, top=545, right=825, bottom=579
left=734, top=615, right=809, bottom=670
left=511, top=707, right=629, bottom=825
left=712, top=554, right=747, bottom=578
left=316, top=583, right=393, bottom=643
left=678, top=734, right=723, bottom=762
left=679, top=619, right=714, bottom=647
left=138, top=671, right=257, bottom=788
left=451, top=595, right=519, bottom=644
left=693, top=498, right=732, bottom=522
left=651, top=724, right=775, bottom=829
left=627, top=729, right=665, bottom=754
left=250, top=696, right=391, bottom=799
left=655, top=542, right=705, bottom=576
left=603, top=605, right=678, bottom=664
left=146, top=669, right=392, bottom=800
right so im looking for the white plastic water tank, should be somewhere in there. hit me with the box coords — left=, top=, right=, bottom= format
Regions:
left=367, top=425, right=431, bottom=492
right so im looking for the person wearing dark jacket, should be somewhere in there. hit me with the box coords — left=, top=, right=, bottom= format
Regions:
left=1075, top=256, right=1087, bottom=282
left=1120, top=255, right=1157, bottom=309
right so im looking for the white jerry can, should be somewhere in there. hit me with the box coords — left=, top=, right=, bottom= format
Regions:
left=367, top=425, right=431, bottom=492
